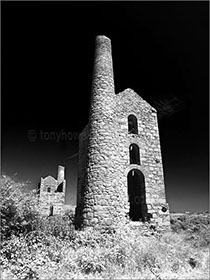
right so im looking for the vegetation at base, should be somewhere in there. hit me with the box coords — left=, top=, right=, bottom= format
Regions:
left=1, top=175, right=209, bottom=280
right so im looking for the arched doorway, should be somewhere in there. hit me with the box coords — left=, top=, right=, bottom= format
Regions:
left=127, top=169, right=148, bottom=221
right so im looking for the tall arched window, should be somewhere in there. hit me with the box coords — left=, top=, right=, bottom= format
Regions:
left=128, top=115, right=138, bottom=134
left=129, top=144, right=140, bottom=165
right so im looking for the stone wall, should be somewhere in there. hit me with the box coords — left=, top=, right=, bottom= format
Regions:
left=75, top=36, right=170, bottom=230
left=115, top=88, right=170, bottom=229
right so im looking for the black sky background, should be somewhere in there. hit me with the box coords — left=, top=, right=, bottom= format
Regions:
left=1, top=1, right=209, bottom=212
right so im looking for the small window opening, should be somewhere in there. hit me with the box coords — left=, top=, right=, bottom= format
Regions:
left=49, top=205, right=53, bottom=216
left=162, top=206, right=167, bottom=212
left=129, top=144, right=140, bottom=165
left=47, top=187, right=51, bottom=193
left=128, top=115, right=138, bottom=134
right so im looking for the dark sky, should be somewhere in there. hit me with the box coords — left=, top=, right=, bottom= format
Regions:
left=2, top=2, right=209, bottom=212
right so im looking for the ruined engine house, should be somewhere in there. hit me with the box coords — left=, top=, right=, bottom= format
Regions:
left=75, top=35, right=170, bottom=230
left=38, top=165, right=66, bottom=216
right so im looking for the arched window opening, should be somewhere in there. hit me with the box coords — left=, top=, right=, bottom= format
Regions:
left=49, top=205, right=53, bottom=216
left=47, top=187, right=51, bottom=193
left=56, top=182, right=63, bottom=193
left=129, top=144, right=140, bottom=165
left=128, top=115, right=138, bottom=134
left=127, top=169, right=149, bottom=222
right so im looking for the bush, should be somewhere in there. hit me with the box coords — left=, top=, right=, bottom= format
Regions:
left=36, top=213, right=75, bottom=240
left=0, top=232, right=69, bottom=280
left=1, top=223, right=209, bottom=280
left=1, top=175, right=40, bottom=240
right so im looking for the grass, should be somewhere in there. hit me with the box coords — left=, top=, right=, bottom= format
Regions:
left=0, top=175, right=209, bottom=279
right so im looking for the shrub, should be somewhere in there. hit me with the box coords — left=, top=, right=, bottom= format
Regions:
left=36, top=213, right=75, bottom=240
left=0, top=175, right=40, bottom=240
left=1, top=223, right=209, bottom=280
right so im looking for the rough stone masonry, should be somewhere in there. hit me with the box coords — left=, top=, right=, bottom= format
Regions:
left=75, top=35, right=170, bottom=230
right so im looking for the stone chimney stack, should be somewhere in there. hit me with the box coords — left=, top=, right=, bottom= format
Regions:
left=77, top=35, right=122, bottom=228
left=89, top=35, right=115, bottom=121
left=57, top=165, right=64, bottom=184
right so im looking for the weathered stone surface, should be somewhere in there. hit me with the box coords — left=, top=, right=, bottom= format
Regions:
left=75, top=36, right=170, bottom=231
